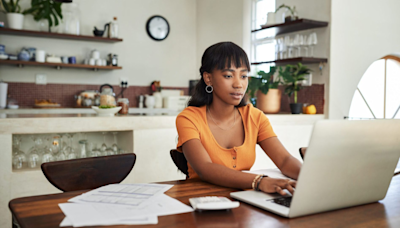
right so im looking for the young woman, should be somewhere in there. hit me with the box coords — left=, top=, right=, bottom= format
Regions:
left=176, top=42, right=302, bottom=196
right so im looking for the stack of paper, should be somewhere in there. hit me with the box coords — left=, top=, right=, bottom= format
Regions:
left=59, top=183, right=194, bottom=227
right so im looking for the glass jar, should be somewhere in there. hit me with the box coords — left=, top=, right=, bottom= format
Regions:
left=61, top=3, right=80, bottom=35
left=108, top=17, right=119, bottom=38
left=117, top=98, right=129, bottom=114
left=100, top=88, right=116, bottom=106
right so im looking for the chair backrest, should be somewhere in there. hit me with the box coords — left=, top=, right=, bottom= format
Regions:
left=170, top=149, right=188, bottom=178
left=41, top=153, right=136, bottom=192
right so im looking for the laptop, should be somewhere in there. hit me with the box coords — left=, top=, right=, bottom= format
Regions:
left=230, top=120, right=400, bottom=218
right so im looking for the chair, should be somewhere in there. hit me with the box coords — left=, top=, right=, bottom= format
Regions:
left=41, top=153, right=136, bottom=192
left=170, top=149, right=189, bottom=179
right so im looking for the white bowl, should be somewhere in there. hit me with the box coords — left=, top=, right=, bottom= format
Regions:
left=91, top=106, right=122, bottom=117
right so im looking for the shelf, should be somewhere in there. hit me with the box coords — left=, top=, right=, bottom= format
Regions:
left=0, top=27, right=123, bottom=43
left=251, top=19, right=328, bottom=36
left=251, top=57, right=328, bottom=65
left=0, top=60, right=122, bottom=70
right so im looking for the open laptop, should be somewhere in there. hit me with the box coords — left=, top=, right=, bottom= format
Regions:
left=230, top=120, right=400, bottom=218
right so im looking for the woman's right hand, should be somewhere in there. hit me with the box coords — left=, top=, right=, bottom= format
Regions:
left=258, top=177, right=296, bottom=196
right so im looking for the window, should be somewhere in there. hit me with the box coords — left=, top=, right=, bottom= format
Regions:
left=348, top=55, right=400, bottom=119
left=251, top=0, right=275, bottom=74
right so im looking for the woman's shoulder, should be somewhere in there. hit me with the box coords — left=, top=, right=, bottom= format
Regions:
left=238, top=103, right=264, bottom=117
left=177, top=106, right=206, bottom=120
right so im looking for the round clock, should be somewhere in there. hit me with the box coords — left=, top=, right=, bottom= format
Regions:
left=146, top=15, right=170, bottom=41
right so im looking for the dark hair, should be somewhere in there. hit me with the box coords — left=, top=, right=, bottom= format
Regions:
left=188, top=42, right=250, bottom=107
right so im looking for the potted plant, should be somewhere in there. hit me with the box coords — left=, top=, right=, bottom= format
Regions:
left=1, top=0, right=27, bottom=29
left=23, top=0, right=63, bottom=32
left=247, top=66, right=283, bottom=114
left=275, top=4, right=298, bottom=23
left=279, top=63, right=311, bottom=114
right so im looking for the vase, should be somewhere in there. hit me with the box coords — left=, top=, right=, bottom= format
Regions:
left=153, top=92, right=163, bottom=108
left=7, top=13, right=24, bottom=30
left=256, top=89, right=281, bottom=114
left=290, top=103, right=303, bottom=114
left=144, top=95, right=155, bottom=108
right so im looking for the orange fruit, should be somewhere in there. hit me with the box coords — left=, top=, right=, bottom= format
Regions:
left=304, top=104, right=317, bottom=114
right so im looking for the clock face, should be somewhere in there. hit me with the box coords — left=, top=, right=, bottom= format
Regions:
left=146, top=16, right=170, bottom=41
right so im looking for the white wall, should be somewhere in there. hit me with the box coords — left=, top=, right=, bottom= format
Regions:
left=0, top=0, right=197, bottom=87
left=329, top=0, right=400, bottom=119
left=276, top=0, right=331, bottom=114
left=196, top=0, right=252, bottom=74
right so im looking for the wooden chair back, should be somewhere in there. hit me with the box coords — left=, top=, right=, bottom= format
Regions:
left=41, top=153, right=136, bottom=192
left=170, top=149, right=188, bottom=179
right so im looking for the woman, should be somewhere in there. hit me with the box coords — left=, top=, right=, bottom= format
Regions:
left=176, top=42, right=302, bottom=196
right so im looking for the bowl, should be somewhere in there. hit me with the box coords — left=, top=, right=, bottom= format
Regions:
left=92, top=106, right=122, bottom=117
left=93, top=30, right=104, bottom=37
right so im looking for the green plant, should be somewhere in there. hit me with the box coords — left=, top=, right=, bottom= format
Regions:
left=1, top=0, right=23, bottom=13
left=246, top=66, right=281, bottom=104
left=279, top=63, right=311, bottom=104
left=275, top=4, right=296, bottom=16
left=23, top=0, right=63, bottom=32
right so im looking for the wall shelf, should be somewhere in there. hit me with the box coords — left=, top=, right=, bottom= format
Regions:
left=251, top=19, right=328, bottom=36
left=0, top=60, right=122, bottom=70
left=251, top=57, right=328, bottom=66
left=0, top=28, right=123, bottom=43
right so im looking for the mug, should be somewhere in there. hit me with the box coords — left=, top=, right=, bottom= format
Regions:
left=91, top=50, right=100, bottom=59
left=68, top=56, right=76, bottom=64
left=36, top=50, right=46, bottom=62
left=61, top=56, right=69, bottom=64
left=89, top=58, right=95, bottom=65
left=96, top=59, right=102, bottom=66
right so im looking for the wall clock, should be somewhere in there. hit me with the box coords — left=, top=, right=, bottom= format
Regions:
left=146, top=15, right=170, bottom=41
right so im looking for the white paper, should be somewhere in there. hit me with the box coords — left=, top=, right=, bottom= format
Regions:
left=59, top=203, right=157, bottom=227
left=68, top=183, right=173, bottom=207
left=145, top=194, right=194, bottom=216
left=60, top=217, right=72, bottom=227
left=244, top=168, right=295, bottom=181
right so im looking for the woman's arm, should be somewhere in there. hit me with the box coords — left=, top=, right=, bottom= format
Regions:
left=259, top=137, right=302, bottom=180
left=182, top=138, right=296, bottom=195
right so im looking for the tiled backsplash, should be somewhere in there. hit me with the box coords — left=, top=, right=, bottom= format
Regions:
left=7, top=82, right=188, bottom=108
left=6, top=82, right=324, bottom=113
left=278, top=84, right=324, bottom=114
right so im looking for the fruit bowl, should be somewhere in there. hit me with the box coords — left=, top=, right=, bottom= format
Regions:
left=91, top=106, right=121, bottom=117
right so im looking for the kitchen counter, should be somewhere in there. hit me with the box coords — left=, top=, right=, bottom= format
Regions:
left=0, top=107, right=180, bottom=115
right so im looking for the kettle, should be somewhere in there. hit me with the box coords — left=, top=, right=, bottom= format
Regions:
left=99, top=84, right=116, bottom=106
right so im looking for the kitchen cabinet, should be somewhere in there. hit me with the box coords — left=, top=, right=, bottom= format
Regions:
left=251, top=18, right=328, bottom=66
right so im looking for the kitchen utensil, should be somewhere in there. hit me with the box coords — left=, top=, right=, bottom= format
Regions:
left=93, top=23, right=109, bottom=37
left=91, top=50, right=100, bottom=59
left=61, top=56, right=69, bottom=64
left=92, top=106, right=121, bottom=117
left=96, top=59, right=102, bottom=66
left=68, top=56, right=76, bottom=64
left=89, top=58, right=95, bottom=65
left=27, top=47, right=36, bottom=61
left=144, top=95, right=155, bottom=108
left=35, top=50, right=46, bottom=62
left=18, top=48, right=30, bottom=61
left=0, top=44, right=5, bottom=54
left=0, top=82, right=8, bottom=109
left=99, top=84, right=116, bottom=106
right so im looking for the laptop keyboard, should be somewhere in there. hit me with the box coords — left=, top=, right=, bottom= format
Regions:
left=270, top=197, right=292, bottom=207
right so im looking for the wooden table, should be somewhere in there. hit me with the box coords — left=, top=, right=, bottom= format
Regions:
left=9, top=175, right=400, bottom=228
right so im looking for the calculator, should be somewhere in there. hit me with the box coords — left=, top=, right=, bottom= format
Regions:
left=189, top=196, right=240, bottom=211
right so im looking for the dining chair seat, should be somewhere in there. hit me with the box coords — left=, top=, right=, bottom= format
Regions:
left=41, top=153, right=136, bottom=192
left=170, top=149, right=188, bottom=179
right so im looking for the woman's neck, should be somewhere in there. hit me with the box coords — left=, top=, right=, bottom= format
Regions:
left=208, top=99, right=236, bottom=121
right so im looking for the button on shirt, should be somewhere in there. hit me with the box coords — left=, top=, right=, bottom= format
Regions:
left=176, top=104, right=277, bottom=179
